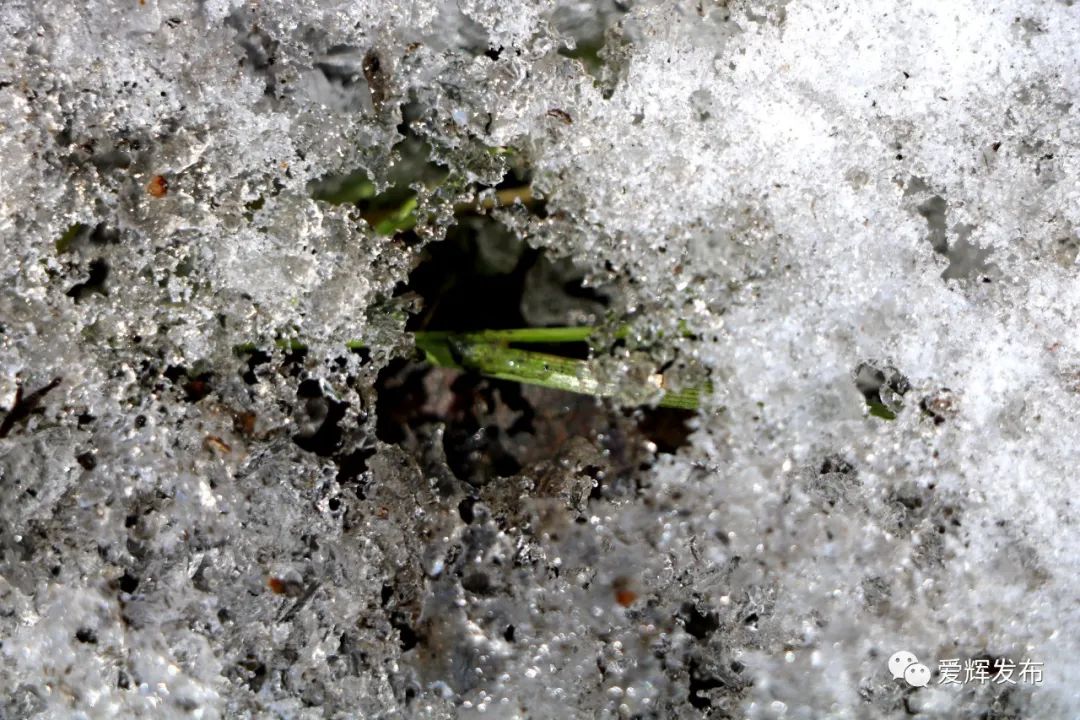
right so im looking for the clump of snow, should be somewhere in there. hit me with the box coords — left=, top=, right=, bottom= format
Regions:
left=1, top=0, right=1078, bottom=718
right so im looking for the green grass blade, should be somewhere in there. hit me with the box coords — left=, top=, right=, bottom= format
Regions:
left=455, top=342, right=608, bottom=396
left=237, top=328, right=709, bottom=409
left=442, top=338, right=706, bottom=409
left=415, top=327, right=606, bottom=346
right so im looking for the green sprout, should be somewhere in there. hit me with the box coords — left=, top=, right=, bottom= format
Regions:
left=55, top=223, right=85, bottom=254
left=413, top=328, right=705, bottom=410
left=270, top=152, right=704, bottom=408
left=236, top=326, right=709, bottom=410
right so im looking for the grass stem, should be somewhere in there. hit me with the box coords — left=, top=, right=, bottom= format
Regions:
left=236, top=327, right=706, bottom=409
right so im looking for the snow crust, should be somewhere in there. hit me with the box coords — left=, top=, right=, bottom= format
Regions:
left=1, top=0, right=1078, bottom=717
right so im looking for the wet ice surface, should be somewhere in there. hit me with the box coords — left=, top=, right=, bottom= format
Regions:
left=1, top=0, right=1079, bottom=718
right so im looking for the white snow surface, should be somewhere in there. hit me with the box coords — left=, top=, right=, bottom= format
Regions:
left=1, top=0, right=1078, bottom=718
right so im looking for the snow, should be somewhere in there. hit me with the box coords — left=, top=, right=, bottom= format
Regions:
left=1, top=0, right=1079, bottom=717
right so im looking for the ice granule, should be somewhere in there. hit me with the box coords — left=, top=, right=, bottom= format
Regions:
left=2, top=0, right=1079, bottom=718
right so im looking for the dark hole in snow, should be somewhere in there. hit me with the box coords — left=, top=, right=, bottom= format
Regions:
left=390, top=611, right=419, bottom=651
left=461, top=571, right=493, bottom=595
left=920, top=387, right=958, bottom=425
left=118, top=573, right=139, bottom=594
left=441, top=374, right=525, bottom=483
left=75, top=628, right=98, bottom=644
left=297, top=378, right=322, bottom=398
left=820, top=454, right=855, bottom=475
left=241, top=348, right=271, bottom=384
left=458, top=496, right=478, bottom=524
left=374, top=359, right=428, bottom=446
left=374, top=220, right=696, bottom=490
left=402, top=229, right=546, bottom=333
left=233, top=655, right=268, bottom=693
left=0, top=377, right=62, bottom=439
left=635, top=406, right=695, bottom=454
left=66, top=258, right=109, bottom=302
left=680, top=602, right=720, bottom=639
left=291, top=378, right=351, bottom=458
left=912, top=185, right=997, bottom=280
left=55, top=222, right=120, bottom=254
left=916, top=194, right=948, bottom=253
left=164, top=365, right=214, bottom=402
left=853, top=361, right=910, bottom=419
left=282, top=346, right=308, bottom=377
